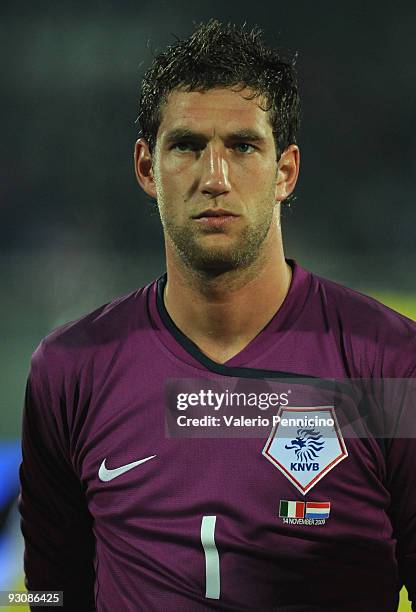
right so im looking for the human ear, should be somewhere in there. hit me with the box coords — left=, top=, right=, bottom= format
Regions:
left=274, top=144, right=300, bottom=202
left=134, top=138, right=157, bottom=199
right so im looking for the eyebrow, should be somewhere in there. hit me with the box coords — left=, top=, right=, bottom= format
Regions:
left=164, top=128, right=267, bottom=144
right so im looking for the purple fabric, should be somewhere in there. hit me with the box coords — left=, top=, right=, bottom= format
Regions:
left=19, top=261, right=416, bottom=611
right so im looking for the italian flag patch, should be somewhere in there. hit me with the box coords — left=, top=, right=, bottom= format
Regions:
left=279, top=500, right=305, bottom=518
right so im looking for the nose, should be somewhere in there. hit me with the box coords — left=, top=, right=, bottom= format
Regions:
left=199, top=144, right=231, bottom=197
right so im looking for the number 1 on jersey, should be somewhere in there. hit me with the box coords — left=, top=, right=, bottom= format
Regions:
left=200, top=515, right=220, bottom=599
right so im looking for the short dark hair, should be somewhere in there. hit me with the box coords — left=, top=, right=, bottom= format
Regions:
left=137, top=19, right=301, bottom=161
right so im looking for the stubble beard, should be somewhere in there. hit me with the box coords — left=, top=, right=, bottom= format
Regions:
left=159, top=196, right=277, bottom=277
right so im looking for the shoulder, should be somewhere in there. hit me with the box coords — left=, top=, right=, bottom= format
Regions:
left=308, top=268, right=416, bottom=376
left=311, top=270, right=415, bottom=337
left=30, top=280, right=156, bottom=378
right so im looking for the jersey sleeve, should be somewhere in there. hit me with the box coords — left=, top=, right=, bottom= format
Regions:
left=18, top=342, right=96, bottom=610
left=385, top=372, right=416, bottom=609
left=386, top=437, right=416, bottom=609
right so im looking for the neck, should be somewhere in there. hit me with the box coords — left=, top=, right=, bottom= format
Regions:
left=163, top=225, right=292, bottom=364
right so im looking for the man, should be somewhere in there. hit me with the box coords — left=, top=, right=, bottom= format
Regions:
left=19, top=19, right=415, bottom=611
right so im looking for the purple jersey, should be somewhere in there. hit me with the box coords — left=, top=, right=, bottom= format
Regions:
left=19, top=260, right=416, bottom=611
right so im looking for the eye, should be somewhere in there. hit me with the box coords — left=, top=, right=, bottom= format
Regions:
left=233, top=143, right=256, bottom=154
left=171, top=141, right=199, bottom=152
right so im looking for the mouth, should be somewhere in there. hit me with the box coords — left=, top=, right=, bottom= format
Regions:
left=191, top=209, right=240, bottom=230
left=192, top=209, right=239, bottom=219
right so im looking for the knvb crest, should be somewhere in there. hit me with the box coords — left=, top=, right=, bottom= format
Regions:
left=285, top=427, right=325, bottom=465
left=262, top=407, right=348, bottom=495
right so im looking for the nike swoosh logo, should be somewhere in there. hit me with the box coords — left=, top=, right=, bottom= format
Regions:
left=98, top=455, right=157, bottom=482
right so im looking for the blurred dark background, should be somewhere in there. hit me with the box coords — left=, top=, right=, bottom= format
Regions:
left=2, top=0, right=416, bottom=437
